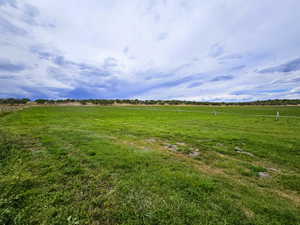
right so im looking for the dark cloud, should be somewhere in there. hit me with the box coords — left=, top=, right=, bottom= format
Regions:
left=144, top=71, right=170, bottom=80
left=231, top=90, right=248, bottom=95
left=259, top=58, right=300, bottom=73
left=30, top=46, right=51, bottom=60
left=130, top=73, right=204, bottom=97
left=22, top=3, right=40, bottom=26
left=32, top=48, right=71, bottom=66
left=79, top=64, right=112, bottom=77
left=219, top=54, right=243, bottom=60
left=66, top=87, right=94, bottom=99
left=22, top=3, right=55, bottom=28
left=157, top=32, right=168, bottom=41
left=20, top=86, right=62, bottom=99
left=0, top=0, right=17, bottom=8
left=232, top=89, right=289, bottom=95
left=31, top=47, right=112, bottom=77
left=92, top=73, right=205, bottom=99
left=0, top=59, right=26, bottom=72
left=211, top=75, right=233, bottom=82
left=157, top=76, right=194, bottom=87
left=31, top=47, right=74, bottom=66
left=231, top=65, right=245, bottom=71
left=53, top=56, right=66, bottom=66
left=0, top=74, right=15, bottom=79
left=292, top=77, right=300, bottom=82
left=188, top=81, right=202, bottom=88
left=0, top=16, right=27, bottom=35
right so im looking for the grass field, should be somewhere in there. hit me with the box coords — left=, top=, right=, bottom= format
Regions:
left=1, top=105, right=300, bottom=225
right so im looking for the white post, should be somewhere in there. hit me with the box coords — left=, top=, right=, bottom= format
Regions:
left=276, top=112, right=280, bottom=120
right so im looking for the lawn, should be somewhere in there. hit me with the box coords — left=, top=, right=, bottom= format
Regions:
left=1, top=105, right=300, bottom=225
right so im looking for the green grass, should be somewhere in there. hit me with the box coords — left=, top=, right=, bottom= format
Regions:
left=1, top=105, right=300, bottom=225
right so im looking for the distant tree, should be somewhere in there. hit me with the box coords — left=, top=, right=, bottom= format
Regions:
left=35, top=99, right=48, bottom=104
left=2, top=98, right=300, bottom=106
left=0, top=98, right=30, bottom=105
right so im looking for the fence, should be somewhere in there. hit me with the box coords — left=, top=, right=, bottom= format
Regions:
left=102, top=106, right=300, bottom=120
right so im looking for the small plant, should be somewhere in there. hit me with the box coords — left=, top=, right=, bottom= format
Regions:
left=67, top=216, right=80, bottom=225
left=87, top=151, right=96, bottom=156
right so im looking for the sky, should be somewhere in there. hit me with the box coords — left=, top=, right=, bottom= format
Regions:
left=0, top=0, right=300, bottom=101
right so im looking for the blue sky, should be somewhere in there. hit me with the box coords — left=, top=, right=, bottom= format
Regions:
left=0, top=0, right=300, bottom=101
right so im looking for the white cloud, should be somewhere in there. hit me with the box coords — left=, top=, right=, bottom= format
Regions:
left=0, top=0, right=300, bottom=100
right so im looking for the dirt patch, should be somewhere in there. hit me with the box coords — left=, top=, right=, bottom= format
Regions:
left=165, top=144, right=178, bottom=151
left=241, top=207, right=255, bottom=218
left=273, top=190, right=300, bottom=206
left=117, top=137, right=300, bottom=209
left=146, top=138, right=157, bottom=143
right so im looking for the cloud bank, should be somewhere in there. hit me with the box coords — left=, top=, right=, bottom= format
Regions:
left=0, top=0, right=300, bottom=101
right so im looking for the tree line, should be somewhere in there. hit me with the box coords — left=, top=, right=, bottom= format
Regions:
left=0, top=98, right=300, bottom=106
left=0, top=98, right=30, bottom=105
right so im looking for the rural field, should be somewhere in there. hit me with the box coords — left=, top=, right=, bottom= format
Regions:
left=1, top=105, right=300, bottom=225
